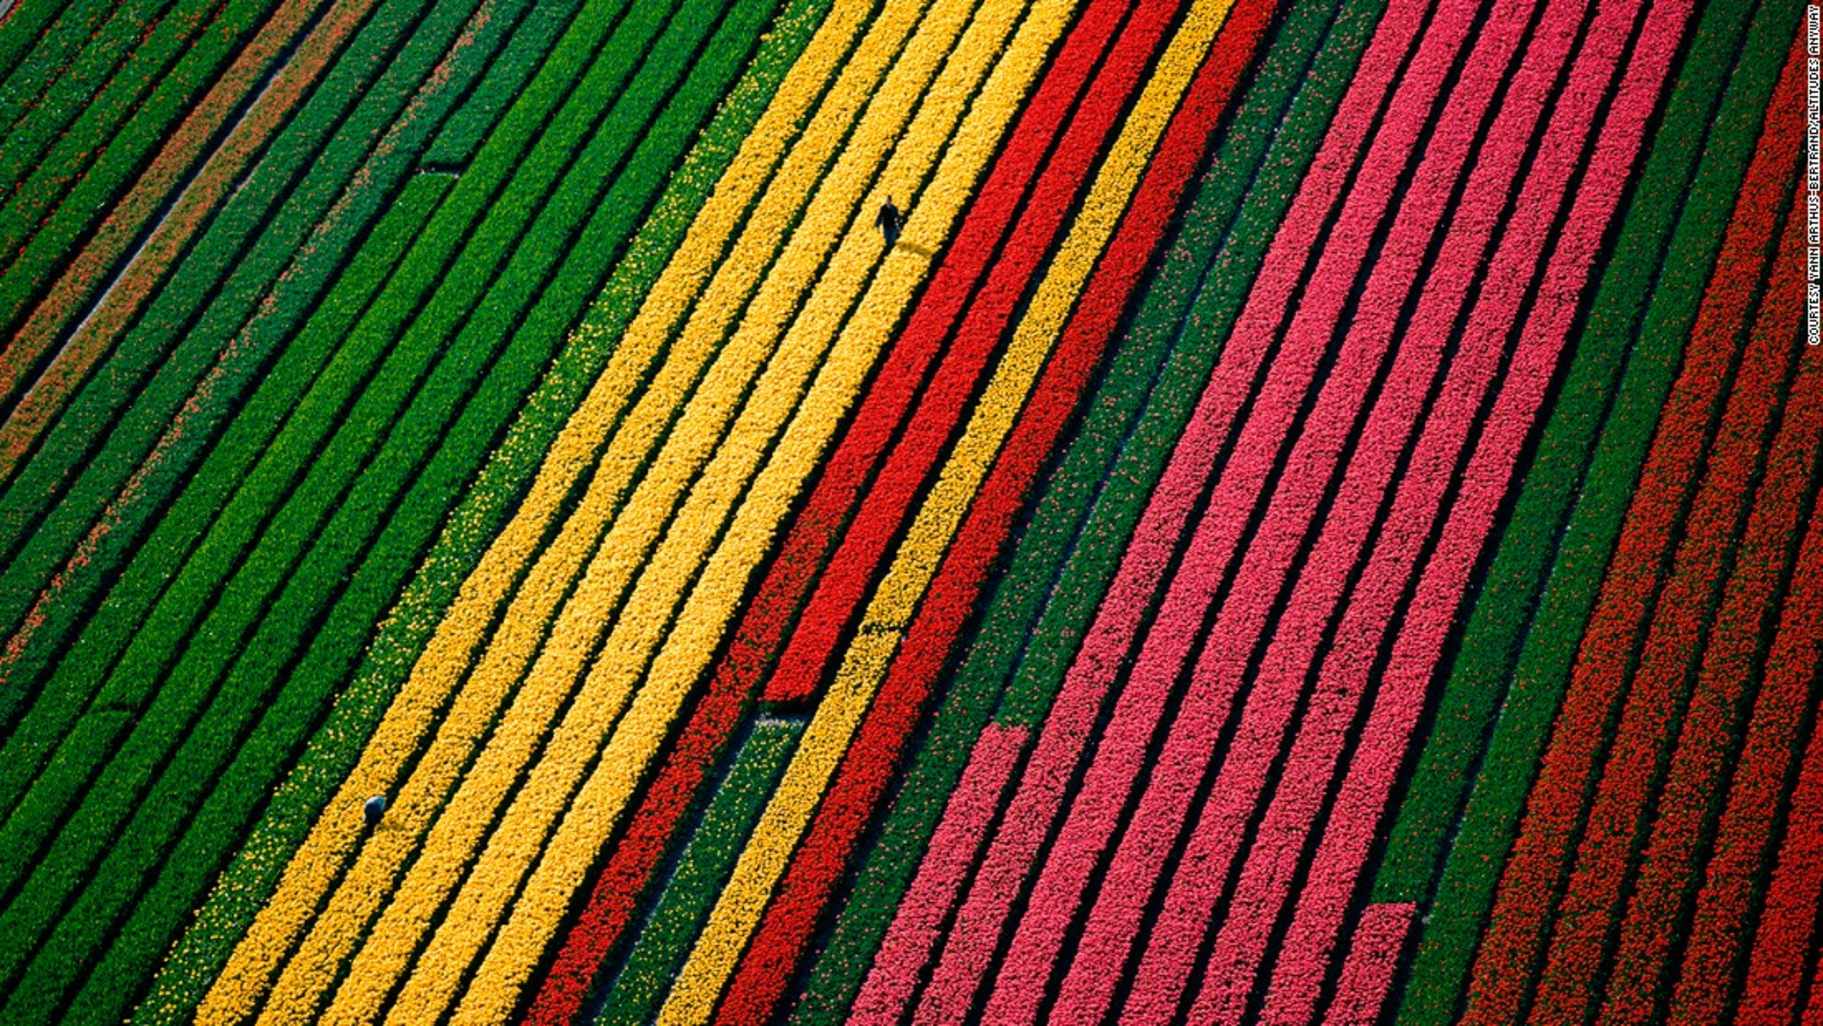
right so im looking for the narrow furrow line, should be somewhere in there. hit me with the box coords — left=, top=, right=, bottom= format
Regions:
left=849, top=722, right=1030, bottom=1026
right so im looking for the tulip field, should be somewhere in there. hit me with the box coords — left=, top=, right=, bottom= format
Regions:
left=0, top=0, right=1814, bottom=1022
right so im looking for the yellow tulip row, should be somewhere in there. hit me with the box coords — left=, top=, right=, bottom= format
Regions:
left=195, top=1, right=881, bottom=1021
left=654, top=0, right=1240, bottom=1019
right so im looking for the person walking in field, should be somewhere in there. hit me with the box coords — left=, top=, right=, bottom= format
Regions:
left=364, top=794, right=387, bottom=830
left=876, top=196, right=902, bottom=248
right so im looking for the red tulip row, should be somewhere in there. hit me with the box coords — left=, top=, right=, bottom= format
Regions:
left=1732, top=547, right=1823, bottom=1026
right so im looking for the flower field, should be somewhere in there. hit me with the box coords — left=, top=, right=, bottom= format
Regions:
left=0, top=0, right=1813, bottom=1022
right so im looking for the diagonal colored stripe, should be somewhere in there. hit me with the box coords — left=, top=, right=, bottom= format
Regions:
left=784, top=0, right=1376, bottom=1019
left=1537, top=202, right=1817, bottom=1022
left=925, top=0, right=1448, bottom=1019
left=428, top=0, right=1093, bottom=1020
left=1033, top=0, right=1593, bottom=1015
left=1385, top=6, right=1807, bottom=1023
left=849, top=723, right=1028, bottom=1026
left=1667, top=493, right=1823, bottom=1026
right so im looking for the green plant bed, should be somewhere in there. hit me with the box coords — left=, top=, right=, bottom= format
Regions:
left=0, top=0, right=453, bottom=592
left=0, top=0, right=195, bottom=206
left=597, top=718, right=802, bottom=1026
left=0, top=0, right=577, bottom=794
left=0, top=0, right=114, bottom=156
left=117, top=1, right=824, bottom=1020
